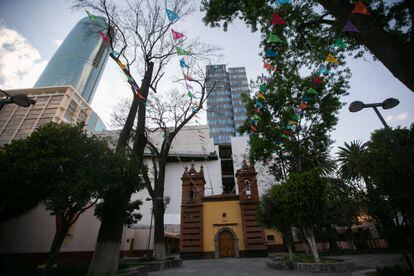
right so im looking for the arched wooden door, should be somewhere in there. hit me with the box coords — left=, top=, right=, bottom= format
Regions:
left=219, top=230, right=235, bottom=257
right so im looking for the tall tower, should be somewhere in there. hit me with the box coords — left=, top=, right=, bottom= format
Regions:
left=206, top=64, right=249, bottom=194
left=236, top=160, right=267, bottom=256
left=180, top=164, right=205, bottom=258
left=34, top=17, right=109, bottom=104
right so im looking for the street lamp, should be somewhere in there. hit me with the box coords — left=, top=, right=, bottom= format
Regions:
left=349, top=98, right=414, bottom=176
left=0, top=89, right=36, bottom=112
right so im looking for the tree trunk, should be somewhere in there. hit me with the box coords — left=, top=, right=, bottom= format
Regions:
left=152, top=156, right=168, bottom=259
left=87, top=62, right=154, bottom=275
left=44, top=222, right=69, bottom=275
left=87, top=198, right=129, bottom=276
left=303, top=227, right=320, bottom=263
left=317, top=0, right=414, bottom=93
left=346, top=224, right=356, bottom=250
left=284, top=230, right=294, bottom=262
left=153, top=196, right=166, bottom=259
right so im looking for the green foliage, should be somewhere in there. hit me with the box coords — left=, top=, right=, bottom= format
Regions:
left=260, top=169, right=328, bottom=230
left=326, top=178, right=362, bottom=228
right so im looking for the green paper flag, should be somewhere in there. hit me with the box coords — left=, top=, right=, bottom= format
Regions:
left=334, top=38, right=347, bottom=49
left=176, top=47, right=189, bottom=55
left=307, top=88, right=319, bottom=95
left=259, top=84, right=268, bottom=92
left=291, top=114, right=299, bottom=121
left=268, top=33, right=283, bottom=43
left=188, top=91, right=193, bottom=98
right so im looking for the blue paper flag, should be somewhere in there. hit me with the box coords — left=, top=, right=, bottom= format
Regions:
left=275, top=0, right=291, bottom=5
left=265, top=49, right=278, bottom=58
left=318, top=65, right=330, bottom=76
left=179, top=58, right=189, bottom=68
left=110, top=50, right=120, bottom=56
left=166, top=9, right=179, bottom=21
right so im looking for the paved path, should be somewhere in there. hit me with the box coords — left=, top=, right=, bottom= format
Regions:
left=149, top=254, right=404, bottom=276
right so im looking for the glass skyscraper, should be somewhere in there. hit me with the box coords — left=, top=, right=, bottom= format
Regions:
left=206, top=64, right=249, bottom=194
left=34, top=17, right=109, bottom=104
left=206, top=64, right=248, bottom=145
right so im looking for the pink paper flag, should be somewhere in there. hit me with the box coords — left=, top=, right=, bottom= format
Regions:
left=98, top=31, right=109, bottom=42
left=171, top=29, right=184, bottom=40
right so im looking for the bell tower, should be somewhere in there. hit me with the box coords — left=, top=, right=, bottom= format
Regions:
left=180, top=164, right=205, bottom=258
left=236, top=160, right=267, bottom=256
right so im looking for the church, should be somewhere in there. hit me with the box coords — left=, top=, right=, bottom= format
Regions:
left=180, top=161, right=277, bottom=258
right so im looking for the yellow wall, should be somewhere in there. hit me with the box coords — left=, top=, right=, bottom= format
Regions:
left=264, top=228, right=284, bottom=245
left=202, top=200, right=245, bottom=252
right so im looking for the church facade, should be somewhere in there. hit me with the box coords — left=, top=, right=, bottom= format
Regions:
left=180, top=161, right=270, bottom=258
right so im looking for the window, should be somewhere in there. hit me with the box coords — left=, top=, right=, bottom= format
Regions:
left=267, top=235, right=275, bottom=243
left=245, top=180, right=251, bottom=195
left=190, top=183, right=195, bottom=200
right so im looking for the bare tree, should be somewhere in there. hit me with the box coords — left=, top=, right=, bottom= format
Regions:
left=144, top=65, right=216, bottom=259
left=72, top=0, right=219, bottom=274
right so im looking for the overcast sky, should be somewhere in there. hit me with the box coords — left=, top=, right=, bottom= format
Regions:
left=1, top=0, right=413, bottom=154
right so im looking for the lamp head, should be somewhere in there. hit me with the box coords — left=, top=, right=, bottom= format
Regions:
left=382, top=98, right=399, bottom=110
left=349, top=101, right=365, bottom=113
left=11, top=94, right=32, bottom=107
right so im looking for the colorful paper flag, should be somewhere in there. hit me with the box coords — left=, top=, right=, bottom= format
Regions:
left=288, top=120, right=298, bottom=125
left=334, top=38, right=347, bottom=49
left=85, top=10, right=97, bottom=22
left=299, top=102, right=309, bottom=110
left=268, top=33, right=283, bottom=43
left=307, top=87, right=319, bottom=95
left=263, top=62, right=274, bottom=70
left=257, top=92, right=266, bottom=101
left=186, top=83, right=193, bottom=90
left=98, top=31, right=109, bottom=42
left=250, top=125, right=257, bottom=132
left=255, top=100, right=263, bottom=108
left=271, top=14, right=286, bottom=25
left=166, top=9, right=179, bottom=21
left=276, top=0, right=291, bottom=5
left=136, top=91, right=146, bottom=101
left=171, top=29, right=184, bottom=39
left=318, top=65, right=330, bottom=76
left=259, top=84, right=268, bottom=92
left=291, top=114, right=299, bottom=121
left=176, top=47, right=189, bottom=55
left=302, top=95, right=311, bottom=103
left=188, top=91, right=194, bottom=98
left=312, top=77, right=323, bottom=85
left=117, top=60, right=127, bottom=70
left=283, top=129, right=293, bottom=136
left=183, top=73, right=193, bottom=81
left=286, top=124, right=295, bottom=130
left=352, top=1, right=370, bottom=16
left=179, top=58, right=189, bottom=68
left=325, top=53, right=339, bottom=64
left=281, top=134, right=290, bottom=139
left=110, top=50, right=120, bottom=57
left=342, top=20, right=359, bottom=32
left=265, top=49, right=278, bottom=58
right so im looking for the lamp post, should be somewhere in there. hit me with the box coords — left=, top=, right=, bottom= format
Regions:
left=349, top=98, right=414, bottom=176
left=0, top=89, right=36, bottom=112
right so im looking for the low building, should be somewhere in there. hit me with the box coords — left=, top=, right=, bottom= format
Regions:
left=0, top=86, right=106, bottom=146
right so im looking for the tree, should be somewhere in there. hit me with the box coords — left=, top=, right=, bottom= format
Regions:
left=201, top=0, right=414, bottom=93
left=0, top=140, right=44, bottom=226
left=364, top=124, right=414, bottom=268
left=0, top=123, right=137, bottom=275
left=284, top=170, right=328, bottom=262
left=260, top=170, right=328, bottom=262
left=144, top=69, right=215, bottom=259
left=259, top=184, right=295, bottom=261
left=72, top=1, right=219, bottom=273
left=325, top=178, right=362, bottom=251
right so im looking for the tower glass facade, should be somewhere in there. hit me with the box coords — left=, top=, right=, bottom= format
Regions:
left=34, top=17, right=109, bottom=104
left=206, top=64, right=249, bottom=194
left=206, top=65, right=248, bottom=145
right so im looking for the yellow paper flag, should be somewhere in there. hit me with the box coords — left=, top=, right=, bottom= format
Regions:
left=325, top=53, right=338, bottom=64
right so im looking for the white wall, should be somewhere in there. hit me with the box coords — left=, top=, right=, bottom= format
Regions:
left=230, top=135, right=277, bottom=196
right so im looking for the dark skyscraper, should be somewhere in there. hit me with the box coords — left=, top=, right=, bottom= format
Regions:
left=34, top=17, right=109, bottom=104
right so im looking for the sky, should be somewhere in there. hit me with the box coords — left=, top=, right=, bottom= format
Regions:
left=1, top=0, right=413, bottom=154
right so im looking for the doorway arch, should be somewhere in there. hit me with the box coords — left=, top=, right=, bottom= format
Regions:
left=214, top=227, right=239, bottom=258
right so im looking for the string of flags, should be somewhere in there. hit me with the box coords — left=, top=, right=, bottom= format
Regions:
left=250, top=0, right=371, bottom=152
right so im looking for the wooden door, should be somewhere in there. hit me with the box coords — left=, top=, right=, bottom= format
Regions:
left=219, top=231, right=235, bottom=257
